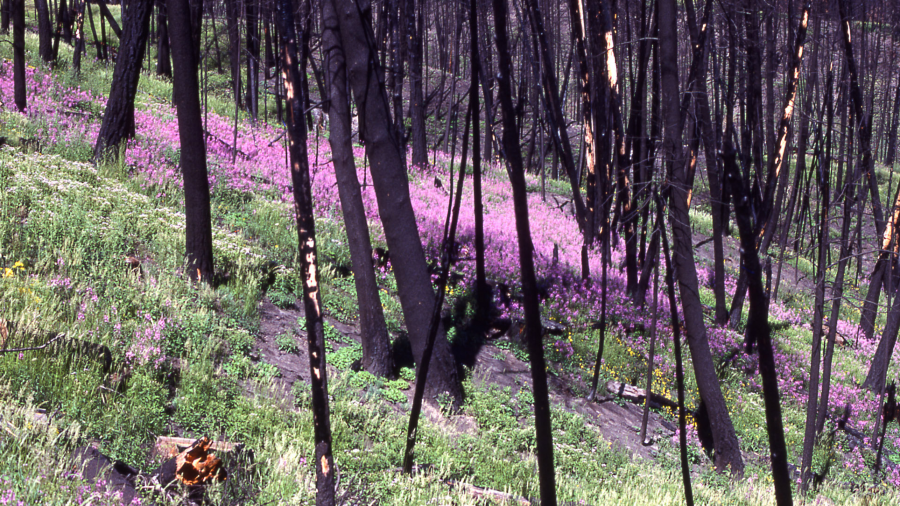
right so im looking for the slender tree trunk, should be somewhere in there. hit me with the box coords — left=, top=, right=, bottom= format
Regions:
left=469, top=0, right=488, bottom=325
left=492, top=0, right=556, bottom=501
left=72, top=0, right=85, bottom=73
left=322, top=0, right=392, bottom=377
left=408, top=0, right=427, bottom=167
left=331, top=0, right=463, bottom=402
left=12, top=0, right=25, bottom=111
left=35, top=0, right=53, bottom=62
left=724, top=147, right=792, bottom=505
left=660, top=192, right=694, bottom=506
left=247, top=0, right=260, bottom=121
left=93, top=0, right=154, bottom=162
left=2, top=0, right=9, bottom=34
left=169, top=0, right=214, bottom=283
left=225, top=0, right=241, bottom=107
left=156, top=0, right=172, bottom=77
left=658, top=0, right=743, bottom=475
left=886, top=80, right=900, bottom=166
left=277, top=0, right=336, bottom=503
left=800, top=62, right=834, bottom=493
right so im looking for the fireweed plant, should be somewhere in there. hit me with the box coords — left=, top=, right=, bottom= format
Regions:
left=0, top=31, right=899, bottom=503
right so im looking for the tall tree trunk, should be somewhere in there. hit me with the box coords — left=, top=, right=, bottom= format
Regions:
left=12, top=0, right=25, bottom=111
left=469, top=0, right=488, bottom=325
left=225, top=0, right=242, bottom=107
left=156, top=0, right=172, bottom=77
left=72, top=0, right=85, bottom=73
left=493, top=0, right=557, bottom=501
left=277, top=0, right=336, bottom=503
left=658, top=0, right=744, bottom=475
left=331, top=0, right=462, bottom=403
left=660, top=192, right=695, bottom=506
left=408, top=0, right=427, bottom=167
left=35, top=0, right=53, bottom=62
left=886, top=80, right=900, bottom=166
left=800, top=61, right=834, bottom=493
left=93, top=0, right=154, bottom=162
left=322, top=0, right=392, bottom=377
left=724, top=147, right=792, bottom=505
left=246, top=0, right=260, bottom=121
left=169, top=0, right=214, bottom=283
left=2, top=0, right=9, bottom=34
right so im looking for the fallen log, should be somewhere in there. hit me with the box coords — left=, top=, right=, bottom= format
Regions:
left=606, top=380, right=678, bottom=410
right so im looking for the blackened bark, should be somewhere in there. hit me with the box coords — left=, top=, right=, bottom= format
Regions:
left=12, top=0, right=25, bottom=111
left=93, top=0, right=154, bottom=162
left=156, top=0, right=172, bottom=77
left=887, top=81, right=900, bottom=165
left=35, top=0, right=53, bottom=62
left=658, top=0, right=744, bottom=475
left=724, top=147, right=792, bottom=505
left=800, top=64, right=833, bottom=493
left=247, top=0, right=260, bottom=120
left=2, top=0, right=9, bottom=34
left=493, top=0, right=556, bottom=501
left=225, top=0, right=241, bottom=107
left=96, top=0, right=122, bottom=38
left=277, top=0, right=336, bottom=502
left=408, top=0, right=427, bottom=167
left=331, top=0, right=462, bottom=402
left=468, top=0, right=488, bottom=324
left=169, top=0, right=214, bottom=283
left=72, top=0, right=85, bottom=73
left=660, top=192, right=695, bottom=506
left=322, top=0, right=392, bottom=377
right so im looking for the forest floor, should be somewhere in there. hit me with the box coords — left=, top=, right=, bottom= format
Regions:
left=1, top=21, right=900, bottom=506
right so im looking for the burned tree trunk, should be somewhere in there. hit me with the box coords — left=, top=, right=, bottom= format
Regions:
left=277, top=0, right=336, bottom=503
left=658, top=0, right=744, bottom=475
left=493, top=0, right=557, bottom=501
left=93, top=0, right=154, bottom=162
left=35, top=0, right=53, bottom=62
left=156, top=0, right=172, bottom=77
left=12, top=0, right=25, bottom=111
left=322, top=0, right=392, bottom=377
left=330, top=0, right=463, bottom=402
left=169, top=0, right=214, bottom=283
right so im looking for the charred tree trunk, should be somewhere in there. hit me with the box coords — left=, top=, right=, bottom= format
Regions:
left=469, top=0, right=488, bottom=325
left=93, top=0, right=154, bottom=162
left=493, top=0, right=557, bottom=501
left=156, top=0, right=172, bottom=77
left=408, top=0, right=427, bottom=167
left=331, top=0, right=462, bottom=403
left=225, top=0, right=242, bottom=108
left=2, top=0, right=9, bottom=34
left=658, top=0, right=744, bottom=475
left=246, top=0, right=260, bottom=121
left=724, top=147, right=792, bottom=505
left=169, top=0, right=214, bottom=283
left=12, top=0, right=25, bottom=111
left=35, top=0, right=53, bottom=62
left=322, top=0, right=392, bottom=377
left=277, top=0, right=336, bottom=502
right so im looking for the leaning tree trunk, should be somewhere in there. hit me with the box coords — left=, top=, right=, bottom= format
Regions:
left=12, top=0, right=25, bottom=111
left=93, top=0, right=154, bottom=162
left=330, top=0, right=463, bottom=403
left=277, top=0, right=336, bottom=503
left=322, top=0, right=392, bottom=377
left=724, top=147, right=793, bottom=506
left=493, top=0, right=557, bottom=501
left=658, top=0, right=744, bottom=475
left=168, top=0, right=214, bottom=283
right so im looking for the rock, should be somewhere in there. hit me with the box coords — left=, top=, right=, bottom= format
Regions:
left=68, top=446, right=139, bottom=504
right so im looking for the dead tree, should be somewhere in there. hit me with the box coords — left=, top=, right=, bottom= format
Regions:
left=276, top=0, right=336, bottom=503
